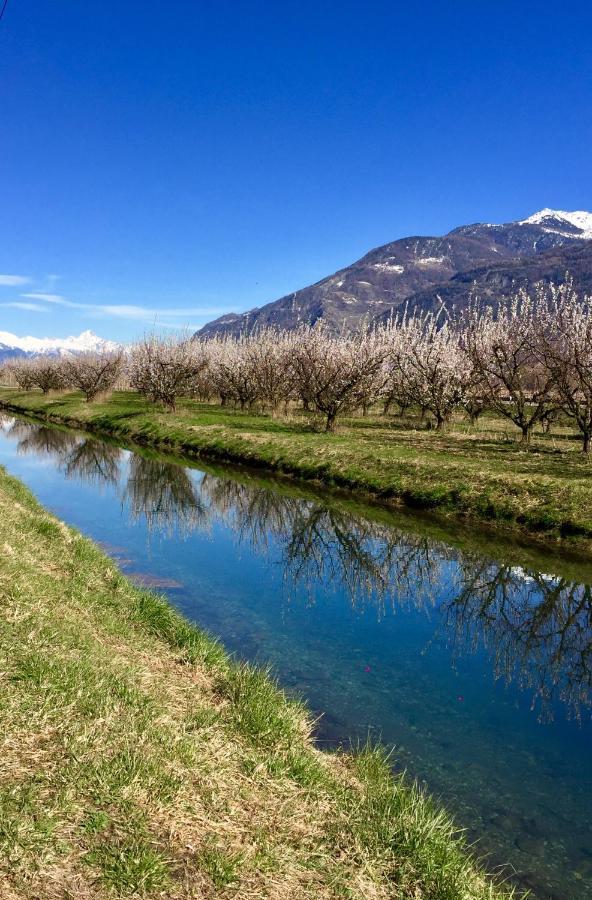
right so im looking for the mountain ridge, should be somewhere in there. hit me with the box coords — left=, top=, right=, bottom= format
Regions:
left=197, top=209, right=592, bottom=337
left=0, top=329, right=119, bottom=364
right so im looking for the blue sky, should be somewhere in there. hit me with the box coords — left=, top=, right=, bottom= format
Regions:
left=1, top=1, right=591, bottom=342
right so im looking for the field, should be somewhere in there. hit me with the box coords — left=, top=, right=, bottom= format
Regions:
left=1, top=387, right=592, bottom=544
left=0, top=464, right=520, bottom=899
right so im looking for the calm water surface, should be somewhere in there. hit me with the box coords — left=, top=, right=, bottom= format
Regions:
left=1, top=415, right=591, bottom=899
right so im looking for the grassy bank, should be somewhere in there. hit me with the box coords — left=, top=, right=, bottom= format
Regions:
left=2, top=387, right=591, bottom=543
left=0, top=467, right=516, bottom=899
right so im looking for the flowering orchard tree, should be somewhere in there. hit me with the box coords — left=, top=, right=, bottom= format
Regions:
left=207, top=335, right=261, bottom=410
left=380, top=321, right=420, bottom=416
left=241, top=329, right=297, bottom=413
left=290, top=325, right=386, bottom=431
left=187, top=340, right=216, bottom=402
left=128, top=334, right=207, bottom=412
left=27, top=356, right=67, bottom=395
left=9, top=277, right=592, bottom=454
left=387, top=310, right=471, bottom=429
left=64, top=350, right=124, bottom=402
left=536, top=282, right=592, bottom=453
left=5, top=359, right=37, bottom=390
left=463, top=291, right=556, bottom=443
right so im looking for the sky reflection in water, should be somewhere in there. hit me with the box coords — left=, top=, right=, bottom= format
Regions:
left=1, top=415, right=591, bottom=899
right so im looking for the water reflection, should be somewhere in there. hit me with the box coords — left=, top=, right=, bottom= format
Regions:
left=200, top=476, right=446, bottom=609
left=63, top=439, right=122, bottom=487
left=11, top=420, right=80, bottom=458
left=124, top=456, right=206, bottom=535
left=11, top=421, right=122, bottom=487
left=2, top=415, right=591, bottom=726
left=2, top=414, right=592, bottom=897
left=448, top=559, right=592, bottom=722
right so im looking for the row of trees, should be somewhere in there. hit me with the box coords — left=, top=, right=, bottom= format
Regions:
left=4, top=350, right=126, bottom=402
left=2, top=281, right=592, bottom=450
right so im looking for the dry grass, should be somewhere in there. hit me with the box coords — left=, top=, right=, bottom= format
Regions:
left=0, top=467, right=518, bottom=899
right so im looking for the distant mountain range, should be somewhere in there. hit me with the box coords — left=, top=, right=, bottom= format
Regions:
left=197, top=209, right=592, bottom=337
left=0, top=330, right=119, bottom=364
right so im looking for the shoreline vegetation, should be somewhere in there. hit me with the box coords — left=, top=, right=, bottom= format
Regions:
left=0, top=465, right=518, bottom=899
left=1, top=387, right=592, bottom=546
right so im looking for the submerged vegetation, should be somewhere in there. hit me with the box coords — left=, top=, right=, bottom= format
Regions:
left=0, top=464, right=518, bottom=898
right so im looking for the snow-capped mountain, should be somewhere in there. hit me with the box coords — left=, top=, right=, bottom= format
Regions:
left=198, top=208, right=592, bottom=337
left=519, top=209, right=592, bottom=240
left=0, top=329, right=119, bottom=363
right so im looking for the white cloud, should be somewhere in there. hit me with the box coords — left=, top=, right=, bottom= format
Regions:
left=0, top=301, right=49, bottom=312
left=0, top=275, right=31, bottom=286
left=22, top=293, right=66, bottom=304
left=22, top=292, right=230, bottom=322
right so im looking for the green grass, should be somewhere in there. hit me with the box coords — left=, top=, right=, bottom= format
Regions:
left=0, top=464, right=519, bottom=899
left=2, top=386, right=592, bottom=544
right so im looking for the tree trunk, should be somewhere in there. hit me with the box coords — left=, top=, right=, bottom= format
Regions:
left=325, top=411, right=337, bottom=432
left=383, top=398, right=392, bottom=415
left=520, top=425, right=532, bottom=444
left=583, top=432, right=591, bottom=454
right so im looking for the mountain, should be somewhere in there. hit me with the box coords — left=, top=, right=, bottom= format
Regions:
left=374, top=240, right=592, bottom=324
left=197, top=209, right=592, bottom=337
left=0, top=330, right=119, bottom=364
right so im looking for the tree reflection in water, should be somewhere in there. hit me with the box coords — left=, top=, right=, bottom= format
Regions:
left=11, top=421, right=122, bottom=488
left=199, top=475, right=445, bottom=610
left=447, top=559, right=592, bottom=722
left=124, top=455, right=207, bottom=537
left=3, top=418, right=591, bottom=722
left=63, top=439, right=122, bottom=487
left=12, top=421, right=80, bottom=458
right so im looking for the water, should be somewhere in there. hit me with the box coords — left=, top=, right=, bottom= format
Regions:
left=1, top=414, right=591, bottom=898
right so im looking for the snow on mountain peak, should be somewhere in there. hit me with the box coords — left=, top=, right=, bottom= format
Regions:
left=0, top=329, right=119, bottom=356
left=519, top=208, right=592, bottom=238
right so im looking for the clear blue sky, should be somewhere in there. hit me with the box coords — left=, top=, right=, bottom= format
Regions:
left=1, top=0, right=591, bottom=341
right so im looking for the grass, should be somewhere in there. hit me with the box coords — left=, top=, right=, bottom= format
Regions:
left=0, top=464, right=520, bottom=899
left=1, top=387, right=592, bottom=545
